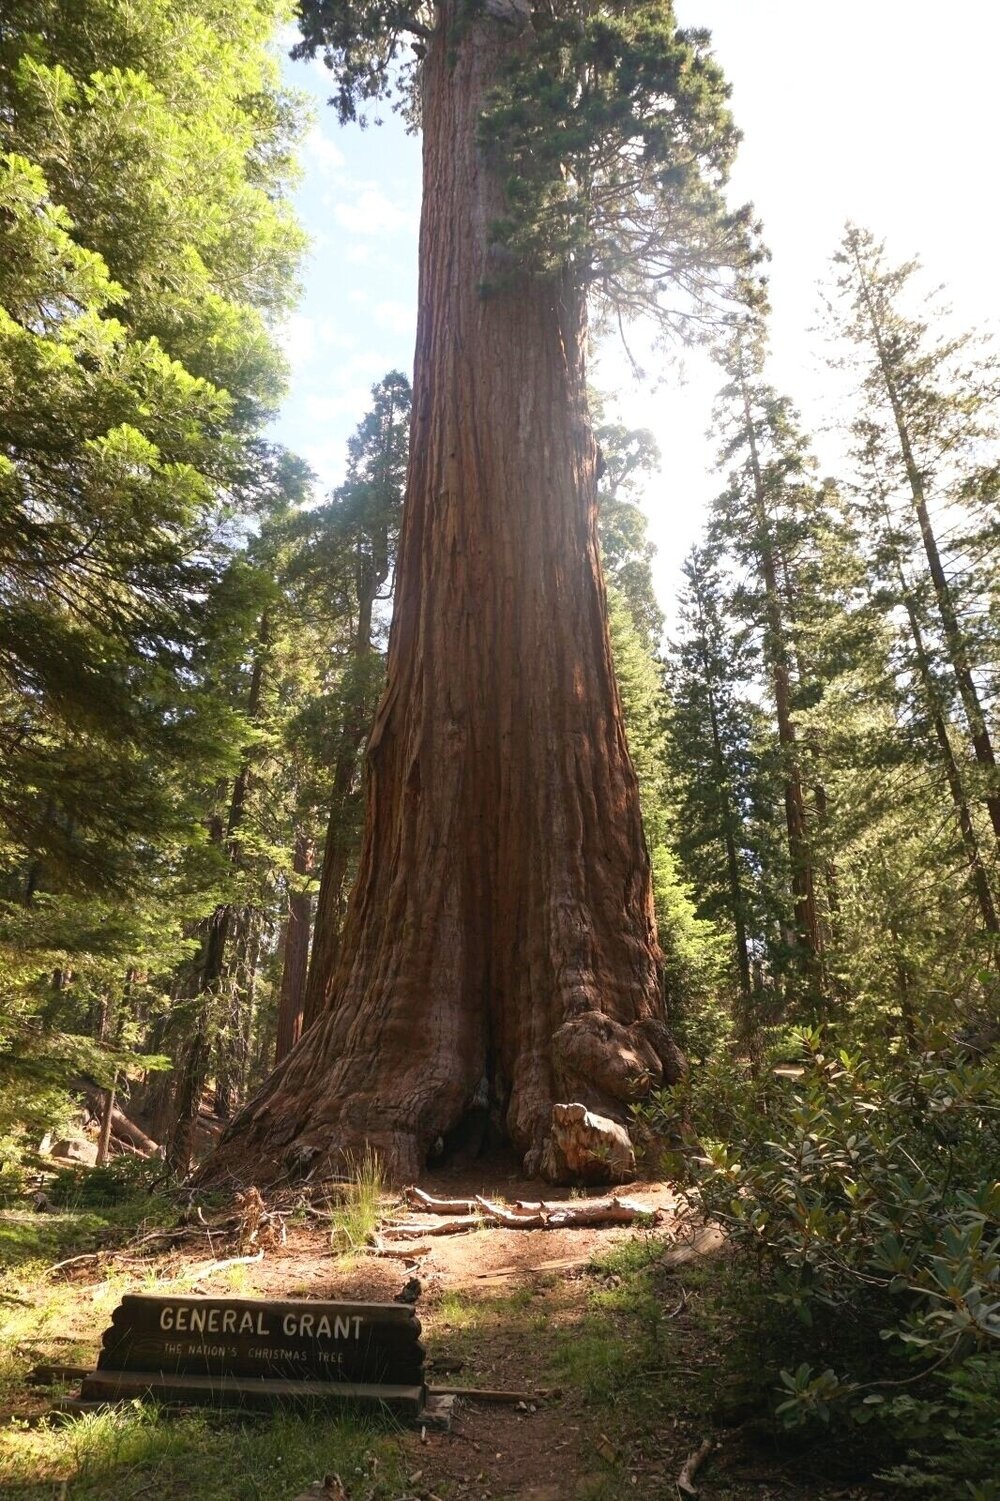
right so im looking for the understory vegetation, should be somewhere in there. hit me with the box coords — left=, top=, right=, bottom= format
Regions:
left=639, top=1032, right=1000, bottom=1496
left=2, top=0, right=998, bottom=1495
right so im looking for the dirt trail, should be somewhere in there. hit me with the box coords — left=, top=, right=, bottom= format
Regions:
left=3, top=1165, right=878, bottom=1501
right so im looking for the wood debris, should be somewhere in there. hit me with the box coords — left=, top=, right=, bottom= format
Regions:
left=398, top=1186, right=659, bottom=1232
left=676, top=1437, right=713, bottom=1496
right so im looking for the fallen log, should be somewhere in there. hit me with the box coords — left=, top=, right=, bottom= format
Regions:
left=379, top=1215, right=483, bottom=1238
left=545, top=1198, right=657, bottom=1228
left=474, top=1196, right=545, bottom=1229
left=78, top=1083, right=160, bottom=1157
left=661, top=1224, right=725, bottom=1268
left=369, top=1241, right=432, bottom=1258
left=400, top=1187, right=659, bottom=1230
left=186, top=1249, right=264, bottom=1283
left=404, top=1187, right=477, bottom=1215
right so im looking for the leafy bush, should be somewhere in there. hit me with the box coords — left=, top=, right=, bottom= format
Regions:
left=642, top=1028, right=1000, bottom=1487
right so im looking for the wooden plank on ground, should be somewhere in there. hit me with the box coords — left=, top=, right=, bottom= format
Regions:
left=79, top=1369, right=425, bottom=1416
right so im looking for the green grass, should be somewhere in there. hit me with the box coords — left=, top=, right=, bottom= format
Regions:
left=327, top=1149, right=385, bottom=1255
left=0, top=1406, right=405, bottom=1500
left=0, top=1195, right=173, bottom=1270
left=0, top=1172, right=407, bottom=1501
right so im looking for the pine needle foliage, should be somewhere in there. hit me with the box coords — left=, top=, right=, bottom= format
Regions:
left=294, top=0, right=760, bottom=334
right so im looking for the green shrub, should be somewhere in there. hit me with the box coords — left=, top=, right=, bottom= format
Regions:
left=48, top=1155, right=167, bottom=1208
left=643, top=1028, right=1000, bottom=1472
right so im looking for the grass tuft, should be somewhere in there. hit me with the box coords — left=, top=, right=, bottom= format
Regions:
left=327, top=1148, right=385, bottom=1255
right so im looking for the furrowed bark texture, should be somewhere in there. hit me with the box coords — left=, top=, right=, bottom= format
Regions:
left=199, top=4, right=673, bottom=1186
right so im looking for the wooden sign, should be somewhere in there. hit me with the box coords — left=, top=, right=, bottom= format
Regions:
left=79, top=1295, right=428, bottom=1418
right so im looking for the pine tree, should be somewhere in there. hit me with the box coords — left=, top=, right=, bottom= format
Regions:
left=829, top=226, right=1000, bottom=849
left=296, top=372, right=411, bottom=1035
left=0, top=0, right=305, bottom=1150
left=667, top=545, right=764, bottom=1022
left=709, top=328, right=829, bottom=1011
left=0, top=0, right=304, bottom=892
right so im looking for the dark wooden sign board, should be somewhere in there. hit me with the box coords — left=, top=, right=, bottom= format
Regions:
left=71, top=1294, right=446, bottom=1423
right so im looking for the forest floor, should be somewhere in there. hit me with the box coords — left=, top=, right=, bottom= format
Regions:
left=0, top=1158, right=882, bottom=1501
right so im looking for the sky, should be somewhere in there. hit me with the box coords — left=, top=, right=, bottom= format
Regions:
left=269, top=1, right=1000, bottom=633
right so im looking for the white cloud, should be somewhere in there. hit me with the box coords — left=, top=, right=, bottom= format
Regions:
left=303, top=125, right=345, bottom=178
left=305, top=393, right=362, bottom=422
left=333, top=185, right=415, bottom=237
left=277, top=314, right=316, bottom=366
left=374, top=300, right=416, bottom=337
left=302, top=440, right=348, bottom=493
left=316, top=318, right=356, bottom=350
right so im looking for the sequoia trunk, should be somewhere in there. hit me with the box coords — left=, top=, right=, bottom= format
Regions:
left=198, top=3, right=676, bottom=1187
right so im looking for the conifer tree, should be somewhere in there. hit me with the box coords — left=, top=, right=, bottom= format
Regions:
left=0, top=0, right=305, bottom=1144
left=667, top=545, right=763, bottom=1019
left=829, top=226, right=1000, bottom=847
left=296, top=373, right=411, bottom=1036
left=203, top=0, right=755, bottom=1185
left=709, top=329, right=828, bottom=1011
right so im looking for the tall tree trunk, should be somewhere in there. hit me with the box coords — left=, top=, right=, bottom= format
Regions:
left=199, top=4, right=676, bottom=1187
left=275, top=832, right=314, bottom=1061
left=901, top=583, right=999, bottom=935
left=869, top=481, right=1000, bottom=935
left=169, top=614, right=270, bottom=1171
left=692, top=603, right=753, bottom=1010
left=303, top=641, right=377, bottom=1028
left=96, top=1076, right=117, bottom=1166
left=850, top=241, right=1000, bottom=845
left=739, top=377, right=824, bottom=998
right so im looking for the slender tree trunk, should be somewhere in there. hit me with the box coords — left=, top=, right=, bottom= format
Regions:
left=275, top=832, right=314, bottom=1061
left=739, top=377, right=824, bottom=997
left=869, top=480, right=1000, bottom=934
left=199, top=3, right=676, bottom=1187
left=168, top=1025, right=211, bottom=1175
left=902, top=588, right=999, bottom=935
left=169, top=614, right=270, bottom=1170
left=693, top=611, right=753, bottom=1009
left=851, top=243, right=1000, bottom=845
left=96, top=1076, right=117, bottom=1166
left=304, top=517, right=390, bottom=1028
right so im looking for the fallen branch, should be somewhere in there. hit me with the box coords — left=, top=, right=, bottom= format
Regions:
left=27, top=1364, right=90, bottom=1386
left=397, top=1189, right=659, bottom=1231
left=429, top=1385, right=560, bottom=1404
left=474, top=1254, right=591, bottom=1280
left=369, top=1241, right=432, bottom=1258
left=474, top=1196, right=545, bottom=1229
left=666, top=1290, right=688, bottom=1320
left=676, top=1438, right=713, bottom=1496
left=186, top=1249, right=264, bottom=1283
left=379, top=1215, right=482, bottom=1238
left=404, top=1187, right=478, bottom=1215
left=45, top=1252, right=104, bottom=1276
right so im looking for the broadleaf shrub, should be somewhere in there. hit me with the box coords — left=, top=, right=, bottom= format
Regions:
left=639, top=1028, right=1000, bottom=1492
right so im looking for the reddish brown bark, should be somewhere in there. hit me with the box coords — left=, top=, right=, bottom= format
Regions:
left=198, top=4, right=676, bottom=1187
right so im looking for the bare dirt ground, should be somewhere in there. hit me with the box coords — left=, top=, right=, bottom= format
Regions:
left=2, top=1160, right=880, bottom=1501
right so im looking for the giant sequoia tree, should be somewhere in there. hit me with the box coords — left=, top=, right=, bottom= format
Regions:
left=202, top=0, right=752, bottom=1185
